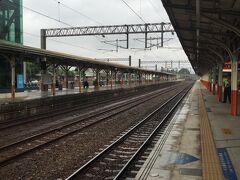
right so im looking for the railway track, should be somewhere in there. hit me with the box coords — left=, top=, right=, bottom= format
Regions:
left=65, top=84, right=192, bottom=179
left=0, top=82, right=178, bottom=130
left=0, top=83, right=186, bottom=167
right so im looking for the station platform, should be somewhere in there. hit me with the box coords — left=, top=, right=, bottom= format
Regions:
left=0, top=81, right=177, bottom=105
left=136, top=81, right=240, bottom=180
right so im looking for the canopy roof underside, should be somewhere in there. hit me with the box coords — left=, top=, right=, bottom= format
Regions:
left=162, top=0, right=240, bottom=75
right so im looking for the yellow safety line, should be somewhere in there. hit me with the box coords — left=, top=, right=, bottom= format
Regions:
left=199, top=84, right=224, bottom=180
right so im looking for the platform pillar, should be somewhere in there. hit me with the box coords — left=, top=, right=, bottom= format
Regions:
left=121, top=72, right=124, bottom=87
left=138, top=73, right=141, bottom=85
left=114, top=71, right=117, bottom=87
left=231, top=54, right=238, bottom=116
left=110, top=71, right=113, bottom=89
left=218, top=63, right=223, bottom=102
left=23, top=61, right=27, bottom=84
left=134, top=73, right=137, bottom=86
left=10, top=56, right=16, bottom=99
left=128, top=73, right=131, bottom=87
left=52, top=66, right=56, bottom=96
left=40, top=58, right=47, bottom=91
left=212, top=68, right=216, bottom=95
left=61, top=65, right=71, bottom=89
left=209, top=73, right=212, bottom=92
left=95, top=70, right=100, bottom=89
left=78, top=68, right=82, bottom=92
left=106, top=71, right=109, bottom=86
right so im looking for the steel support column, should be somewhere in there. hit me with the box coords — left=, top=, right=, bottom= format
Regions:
left=23, top=61, right=27, bottom=84
left=10, top=56, right=16, bottom=99
left=106, top=71, right=109, bottom=86
left=78, top=67, right=82, bottom=92
left=52, top=65, right=56, bottom=96
left=110, top=71, right=113, bottom=89
left=40, top=57, right=47, bottom=91
left=114, top=71, right=117, bottom=87
left=62, top=66, right=71, bottom=89
left=129, top=56, right=131, bottom=66
left=134, top=73, right=137, bottom=86
left=41, top=29, right=46, bottom=49
left=121, top=72, right=124, bottom=87
left=138, top=73, right=141, bottom=85
left=128, top=73, right=131, bottom=87
left=95, top=70, right=100, bottom=89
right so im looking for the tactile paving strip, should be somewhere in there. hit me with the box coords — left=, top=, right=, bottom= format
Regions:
left=199, top=86, right=224, bottom=180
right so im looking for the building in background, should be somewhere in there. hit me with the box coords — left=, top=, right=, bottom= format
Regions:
left=0, top=0, right=24, bottom=93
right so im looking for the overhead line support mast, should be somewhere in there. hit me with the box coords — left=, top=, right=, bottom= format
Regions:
left=40, top=23, right=174, bottom=49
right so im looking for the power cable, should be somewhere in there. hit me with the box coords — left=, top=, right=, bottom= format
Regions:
left=121, top=0, right=146, bottom=23
left=23, top=32, right=97, bottom=52
left=51, top=0, right=126, bottom=40
left=52, top=0, right=103, bottom=25
left=147, top=0, right=165, bottom=22
left=5, top=0, right=109, bottom=43
left=1, top=0, right=71, bottom=26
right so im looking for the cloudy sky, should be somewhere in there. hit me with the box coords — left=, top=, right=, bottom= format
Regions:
left=22, top=0, right=192, bottom=72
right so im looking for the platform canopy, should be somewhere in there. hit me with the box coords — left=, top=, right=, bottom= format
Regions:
left=161, top=0, right=240, bottom=75
left=0, top=40, right=174, bottom=76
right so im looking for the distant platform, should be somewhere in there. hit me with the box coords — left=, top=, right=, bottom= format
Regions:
left=0, top=85, right=124, bottom=104
left=0, top=81, right=178, bottom=105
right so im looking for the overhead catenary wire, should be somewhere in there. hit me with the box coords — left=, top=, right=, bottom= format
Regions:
left=24, top=32, right=96, bottom=52
left=147, top=0, right=165, bottom=22
left=51, top=0, right=127, bottom=40
left=121, top=0, right=146, bottom=23
left=3, top=0, right=185, bottom=69
left=52, top=0, right=103, bottom=25
left=4, top=0, right=111, bottom=43
left=51, top=0, right=129, bottom=49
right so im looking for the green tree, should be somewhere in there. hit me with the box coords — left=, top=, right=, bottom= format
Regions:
left=178, top=68, right=190, bottom=74
left=26, top=62, right=41, bottom=82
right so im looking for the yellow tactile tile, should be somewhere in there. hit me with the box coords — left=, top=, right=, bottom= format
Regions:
left=198, top=86, right=224, bottom=180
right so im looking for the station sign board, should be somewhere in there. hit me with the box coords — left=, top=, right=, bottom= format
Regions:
left=223, top=61, right=240, bottom=71
left=17, top=74, right=24, bottom=89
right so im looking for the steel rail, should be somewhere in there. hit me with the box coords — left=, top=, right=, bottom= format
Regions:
left=65, top=84, right=192, bottom=179
left=0, top=87, right=158, bottom=130
left=0, top=83, right=177, bottom=130
left=0, top=84, right=183, bottom=167
left=114, top=85, right=192, bottom=179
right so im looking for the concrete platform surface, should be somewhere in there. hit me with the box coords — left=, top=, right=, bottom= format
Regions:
left=0, top=81, right=174, bottom=104
left=136, top=81, right=240, bottom=180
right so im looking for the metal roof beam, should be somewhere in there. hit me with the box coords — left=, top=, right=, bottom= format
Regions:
left=176, top=26, right=225, bottom=36
left=164, top=3, right=240, bottom=16
left=201, top=14, right=240, bottom=37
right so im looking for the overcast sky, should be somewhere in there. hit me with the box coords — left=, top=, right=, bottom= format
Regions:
left=22, top=0, right=192, bottom=72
